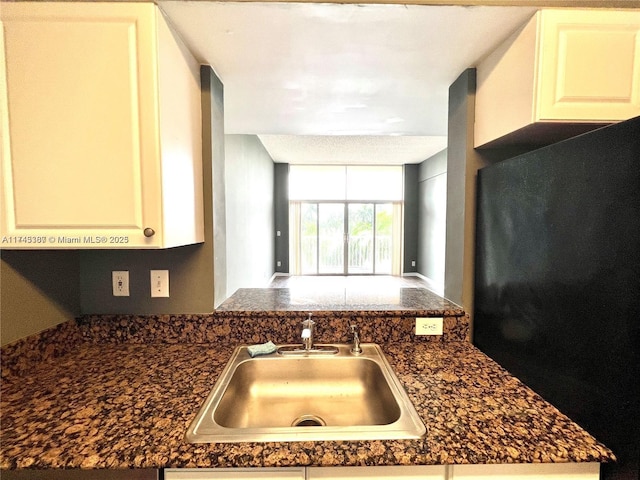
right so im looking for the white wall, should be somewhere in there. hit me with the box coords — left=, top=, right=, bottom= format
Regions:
left=418, top=149, right=447, bottom=295
left=224, top=135, right=275, bottom=297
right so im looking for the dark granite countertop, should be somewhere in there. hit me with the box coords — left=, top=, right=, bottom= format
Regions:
left=216, top=287, right=465, bottom=315
left=0, top=312, right=614, bottom=470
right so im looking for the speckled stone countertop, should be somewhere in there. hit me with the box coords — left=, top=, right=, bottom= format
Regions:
left=0, top=310, right=614, bottom=470
left=216, top=287, right=465, bottom=315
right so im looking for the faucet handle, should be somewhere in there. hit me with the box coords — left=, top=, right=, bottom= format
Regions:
left=350, top=324, right=362, bottom=355
left=302, top=313, right=315, bottom=350
left=302, top=313, right=315, bottom=328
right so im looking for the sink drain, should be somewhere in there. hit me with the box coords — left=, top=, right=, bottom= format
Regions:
left=291, top=414, right=327, bottom=427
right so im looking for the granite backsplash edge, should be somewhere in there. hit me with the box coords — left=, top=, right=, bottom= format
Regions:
left=1, top=311, right=469, bottom=378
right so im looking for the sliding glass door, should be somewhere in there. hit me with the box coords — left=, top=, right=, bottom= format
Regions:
left=289, top=165, right=403, bottom=276
left=298, top=202, right=394, bottom=275
left=300, top=203, right=344, bottom=274
left=348, top=203, right=394, bottom=275
left=299, top=203, right=318, bottom=275
left=348, top=203, right=373, bottom=274
left=374, top=203, right=393, bottom=274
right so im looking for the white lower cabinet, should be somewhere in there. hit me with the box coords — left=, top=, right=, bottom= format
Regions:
left=164, top=463, right=599, bottom=479
left=164, top=466, right=443, bottom=479
left=164, top=468, right=306, bottom=480
left=450, top=462, right=600, bottom=480
left=307, top=465, right=445, bottom=479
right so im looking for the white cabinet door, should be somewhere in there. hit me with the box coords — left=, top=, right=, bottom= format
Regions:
left=307, top=465, right=446, bottom=479
left=164, top=468, right=306, bottom=480
left=475, top=8, right=640, bottom=148
left=164, top=464, right=598, bottom=479
left=450, top=462, right=600, bottom=480
left=537, top=9, right=640, bottom=122
left=0, top=3, right=203, bottom=249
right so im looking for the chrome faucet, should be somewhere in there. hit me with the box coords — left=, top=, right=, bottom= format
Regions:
left=301, top=313, right=315, bottom=351
left=350, top=324, right=362, bottom=355
left=277, top=313, right=338, bottom=355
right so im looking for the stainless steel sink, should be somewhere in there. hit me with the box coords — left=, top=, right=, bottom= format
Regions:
left=185, top=343, right=426, bottom=443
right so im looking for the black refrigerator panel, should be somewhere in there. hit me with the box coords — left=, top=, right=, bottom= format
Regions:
left=474, top=116, right=640, bottom=480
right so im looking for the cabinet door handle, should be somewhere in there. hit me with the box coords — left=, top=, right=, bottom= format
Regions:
left=144, top=228, right=155, bottom=237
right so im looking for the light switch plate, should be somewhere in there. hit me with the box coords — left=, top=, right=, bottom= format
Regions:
left=415, top=317, right=443, bottom=336
left=150, top=270, right=169, bottom=298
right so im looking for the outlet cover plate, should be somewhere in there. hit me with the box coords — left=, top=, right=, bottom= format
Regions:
left=112, top=271, right=130, bottom=297
left=415, top=317, right=443, bottom=336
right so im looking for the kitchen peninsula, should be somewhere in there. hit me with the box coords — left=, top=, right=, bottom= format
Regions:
left=0, top=287, right=614, bottom=477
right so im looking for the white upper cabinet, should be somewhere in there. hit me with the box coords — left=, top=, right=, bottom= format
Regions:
left=475, top=9, right=640, bottom=148
left=1, top=2, right=203, bottom=249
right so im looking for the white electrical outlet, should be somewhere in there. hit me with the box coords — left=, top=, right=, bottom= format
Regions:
left=415, top=317, right=443, bottom=336
left=150, top=270, right=169, bottom=298
left=112, top=271, right=130, bottom=297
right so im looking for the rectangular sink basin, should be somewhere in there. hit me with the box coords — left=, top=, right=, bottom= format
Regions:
left=185, top=343, right=426, bottom=442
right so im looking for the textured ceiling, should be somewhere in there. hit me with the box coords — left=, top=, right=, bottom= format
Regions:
left=258, top=135, right=448, bottom=164
left=159, top=2, right=537, bottom=163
